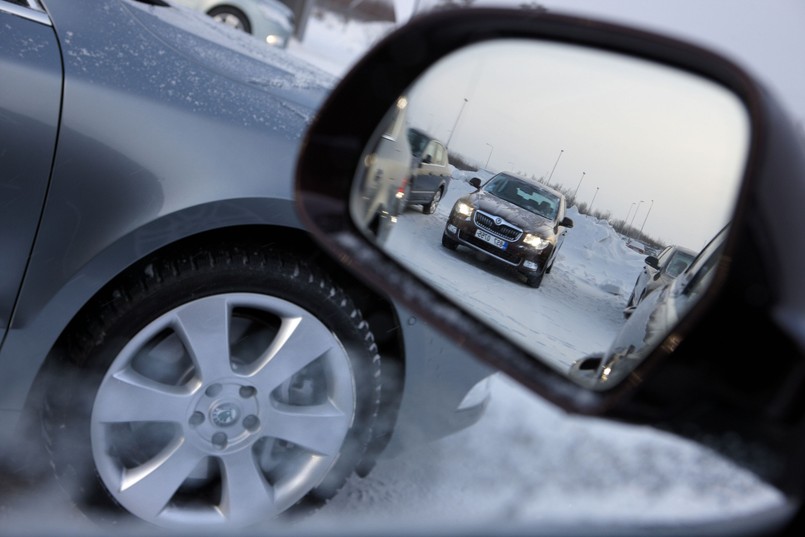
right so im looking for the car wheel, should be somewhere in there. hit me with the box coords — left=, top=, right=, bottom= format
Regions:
left=423, top=188, right=443, bottom=215
left=441, top=233, right=459, bottom=250
left=41, top=245, right=381, bottom=530
left=208, top=7, right=252, bottom=34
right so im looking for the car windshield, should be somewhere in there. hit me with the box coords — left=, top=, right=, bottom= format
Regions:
left=483, top=173, right=560, bottom=219
left=667, top=250, right=696, bottom=277
left=407, top=128, right=430, bottom=157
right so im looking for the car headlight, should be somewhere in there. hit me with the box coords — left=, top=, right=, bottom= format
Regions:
left=455, top=202, right=474, bottom=217
left=523, top=233, right=550, bottom=250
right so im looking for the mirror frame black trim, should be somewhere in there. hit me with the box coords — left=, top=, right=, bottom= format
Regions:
left=295, top=7, right=805, bottom=499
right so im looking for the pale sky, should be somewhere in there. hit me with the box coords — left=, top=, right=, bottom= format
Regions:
left=403, top=39, right=749, bottom=249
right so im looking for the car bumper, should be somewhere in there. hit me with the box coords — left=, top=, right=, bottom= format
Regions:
left=379, top=304, right=495, bottom=458
left=444, top=216, right=550, bottom=275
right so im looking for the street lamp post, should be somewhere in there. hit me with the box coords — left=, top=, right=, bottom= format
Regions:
left=629, top=200, right=645, bottom=233
left=446, top=97, right=468, bottom=149
left=588, top=186, right=599, bottom=214
left=547, top=149, right=564, bottom=183
left=485, top=143, right=494, bottom=169
left=622, top=202, right=636, bottom=233
left=573, top=171, right=586, bottom=198
left=639, top=199, right=654, bottom=236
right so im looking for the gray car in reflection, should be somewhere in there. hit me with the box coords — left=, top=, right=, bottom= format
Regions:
left=404, top=127, right=451, bottom=214
left=0, top=0, right=492, bottom=531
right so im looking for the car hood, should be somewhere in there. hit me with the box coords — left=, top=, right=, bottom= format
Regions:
left=46, top=0, right=334, bottom=124
left=469, top=190, right=555, bottom=235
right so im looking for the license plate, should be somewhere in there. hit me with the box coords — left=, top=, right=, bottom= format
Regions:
left=475, top=229, right=507, bottom=250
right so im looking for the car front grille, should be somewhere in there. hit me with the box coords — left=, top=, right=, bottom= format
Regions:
left=474, top=210, right=523, bottom=241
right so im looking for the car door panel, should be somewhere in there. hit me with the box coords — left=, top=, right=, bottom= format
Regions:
left=0, top=9, right=62, bottom=344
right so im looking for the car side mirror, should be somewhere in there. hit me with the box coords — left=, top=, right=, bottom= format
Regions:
left=295, top=7, right=805, bottom=505
left=560, top=216, right=573, bottom=228
left=645, top=255, right=660, bottom=269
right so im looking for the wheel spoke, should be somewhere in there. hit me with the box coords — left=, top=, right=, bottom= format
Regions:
left=93, top=369, right=196, bottom=424
left=248, top=313, right=336, bottom=392
left=263, top=400, right=350, bottom=456
left=219, top=449, right=275, bottom=524
left=117, top=437, right=205, bottom=519
left=172, top=296, right=234, bottom=382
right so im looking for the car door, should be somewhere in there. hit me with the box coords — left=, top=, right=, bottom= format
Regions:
left=411, top=139, right=447, bottom=197
left=0, top=3, right=62, bottom=344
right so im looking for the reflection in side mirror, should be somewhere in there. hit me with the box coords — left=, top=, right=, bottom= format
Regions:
left=352, top=39, right=749, bottom=389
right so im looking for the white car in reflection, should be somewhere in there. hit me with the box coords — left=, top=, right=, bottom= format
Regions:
left=570, top=226, right=726, bottom=388
left=172, top=0, right=295, bottom=47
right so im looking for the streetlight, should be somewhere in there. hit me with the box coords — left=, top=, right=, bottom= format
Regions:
left=639, top=199, right=654, bottom=235
left=547, top=149, right=564, bottom=183
left=485, top=143, right=494, bottom=169
left=622, top=202, right=636, bottom=233
left=573, top=171, right=586, bottom=198
left=588, top=187, right=599, bottom=214
left=446, top=97, right=468, bottom=149
left=629, top=200, right=644, bottom=229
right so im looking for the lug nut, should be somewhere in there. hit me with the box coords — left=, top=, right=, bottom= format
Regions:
left=242, top=415, right=260, bottom=432
left=189, top=411, right=205, bottom=426
left=212, top=432, right=228, bottom=449
left=205, top=383, right=223, bottom=397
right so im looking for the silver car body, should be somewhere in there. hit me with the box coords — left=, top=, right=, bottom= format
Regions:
left=0, top=0, right=490, bottom=467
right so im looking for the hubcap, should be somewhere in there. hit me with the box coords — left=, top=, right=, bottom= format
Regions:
left=90, top=293, right=356, bottom=529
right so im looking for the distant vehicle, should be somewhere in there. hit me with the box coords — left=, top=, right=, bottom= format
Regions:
left=625, top=238, right=648, bottom=254
left=442, top=172, right=573, bottom=288
left=172, top=0, right=295, bottom=48
left=405, top=127, right=451, bottom=214
left=351, top=96, right=413, bottom=243
left=624, top=243, right=698, bottom=318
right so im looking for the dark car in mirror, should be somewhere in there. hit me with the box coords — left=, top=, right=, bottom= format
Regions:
left=441, top=172, right=573, bottom=288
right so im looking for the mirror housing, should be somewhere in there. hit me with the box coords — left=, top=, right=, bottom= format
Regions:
left=295, top=7, right=805, bottom=500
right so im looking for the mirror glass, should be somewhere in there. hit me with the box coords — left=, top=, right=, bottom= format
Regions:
left=351, top=39, right=749, bottom=387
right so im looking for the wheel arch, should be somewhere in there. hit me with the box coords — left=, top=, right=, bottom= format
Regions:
left=4, top=204, right=405, bottom=457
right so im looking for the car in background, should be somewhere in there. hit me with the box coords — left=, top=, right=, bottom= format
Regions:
left=442, top=172, right=573, bottom=288
left=571, top=227, right=726, bottom=388
left=172, top=0, right=295, bottom=48
left=404, top=127, right=452, bottom=214
left=0, top=1, right=492, bottom=531
left=351, top=96, right=414, bottom=244
left=624, top=243, right=698, bottom=318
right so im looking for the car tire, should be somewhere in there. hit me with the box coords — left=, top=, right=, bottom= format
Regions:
left=208, top=6, right=252, bottom=34
left=423, top=188, right=443, bottom=215
left=441, top=233, right=459, bottom=250
left=41, top=245, right=381, bottom=530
